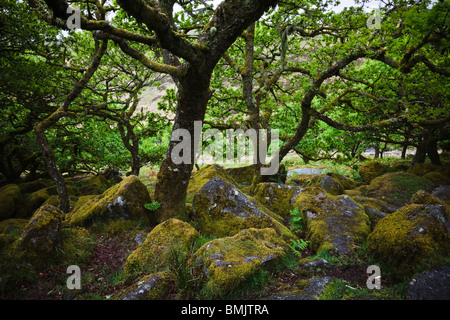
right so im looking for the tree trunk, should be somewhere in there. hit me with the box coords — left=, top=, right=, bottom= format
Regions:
left=154, top=69, right=211, bottom=223
left=427, top=138, right=441, bottom=165
left=412, top=135, right=428, bottom=166
left=401, top=144, right=408, bottom=159
left=35, top=129, right=70, bottom=212
left=374, top=144, right=380, bottom=159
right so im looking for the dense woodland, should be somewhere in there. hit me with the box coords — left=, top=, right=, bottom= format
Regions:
left=0, top=0, right=449, bottom=302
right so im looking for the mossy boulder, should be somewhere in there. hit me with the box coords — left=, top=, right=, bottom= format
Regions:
left=225, top=164, right=260, bottom=186
left=18, top=179, right=53, bottom=194
left=124, top=219, right=199, bottom=276
left=0, top=218, right=28, bottom=248
left=187, top=164, right=239, bottom=203
left=14, top=204, right=64, bottom=268
left=367, top=204, right=450, bottom=281
left=293, top=187, right=370, bottom=255
left=82, top=174, right=110, bottom=195
left=411, top=190, right=449, bottom=208
left=252, top=182, right=303, bottom=217
left=193, top=228, right=289, bottom=298
left=27, top=188, right=50, bottom=212
left=407, top=163, right=450, bottom=177
left=358, top=161, right=390, bottom=184
left=0, top=184, right=21, bottom=221
left=357, top=172, right=435, bottom=208
left=192, top=177, right=291, bottom=239
left=67, top=175, right=152, bottom=227
left=310, top=174, right=344, bottom=195
left=422, top=171, right=449, bottom=185
left=351, top=196, right=398, bottom=230
left=113, top=272, right=171, bottom=300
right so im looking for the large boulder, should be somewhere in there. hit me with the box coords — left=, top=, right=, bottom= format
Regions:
left=406, top=266, right=450, bottom=300
left=113, top=272, right=171, bottom=300
left=367, top=204, right=450, bottom=280
left=357, top=172, right=435, bottom=208
left=14, top=203, right=64, bottom=268
left=310, top=174, right=345, bottom=195
left=187, top=164, right=238, bottom=203
left=358, top=161, right=390, bottom=184
left=123, top=219, right=199, bottom=276
left=0, top=184, right=21, bottom=221
left=407, top=162, right=450, bottom=178
left=67, top=175, right=152, bottom=227
left=192, top=177, right=291, bottom=238
left=252, top=182, right=303, bottom=218
left=351, top=196, right=398, bottom=230
left=82, top=174, right=110, bottom=195
left=293, top=187, right=371, bottom=255
left=193, top=228, right=289, bottom=298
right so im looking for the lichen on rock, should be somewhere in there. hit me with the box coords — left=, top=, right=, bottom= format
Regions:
left=358, top=161, right=390, bottom=184
left=113, top=272, right=171, bottom=300
left=123, top=218, right=199, bottom=276
left=14, top=203, right=64, bottom=268
left=367, top=204, right=450, bottom=280
left=192, top=177, right=291, bottom=238
left=252, top=182, right=303, bottom=217
left=67, top=175, right=152, bottom=227
left=293, top=187, right=370, bottom=256
left=193, top=228, right=289, bottom=298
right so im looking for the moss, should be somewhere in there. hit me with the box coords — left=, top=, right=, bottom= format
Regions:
left=124, top=219, right=199, bottom=276
left=56, top=227, right=93, bottom=266
left=310, top=174, right=345, bottom=195
left=407, top=163, right=450, bottom=177
left=18, top=179, right=53, bottom=194
left=225, top=164, right=260, bottom=186
left=358, top=161, right=390, bottom=184
left=0, top=218, right=28, bottom=249
left=252, top=182, right=302, bottom=218
left=192, top=177, right=291, bottom=239
left=367, top=204, right=450, bottom=281
left=422, top=171, right=449, bottom=185
left=113, top=272, right=171, bottom=300
left=293, top=187, right=370, bottom=256
left=14, top=203, right=64, bottom=269
left=357, top=172, right=435, bottom=207
left=193, top=228, right=289, bottom=298
left=187, top=164, right=239, bottom=202
left=0, top=184, right=21, bottom=221
left=67, top=175, right=152, bottom=228
left=411, top=190, right=449, bottom=209
left=71, top=195, right=98, bottom=213
left=296, top=279, right=310, bottom=291
left=83, top=174, right=110, bottom=195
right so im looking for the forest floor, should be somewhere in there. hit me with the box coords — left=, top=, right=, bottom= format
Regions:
left=1, top=152, right=447, bottom=301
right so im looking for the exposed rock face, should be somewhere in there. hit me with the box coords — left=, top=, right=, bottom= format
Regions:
left=67, top=175, right=152, bottom=227
left=367, top=204, right=450, bottom=280
left=192, top=177, right=290, bottom=238
left=252, top=182, right=303, bottom=217
left=406, top=266, right=450, bottom=300
left=113, top=272, right=171, bottom=300
left=293, top=187, right=371, bottom=255
left=193, top=228, right=289, bottom=298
